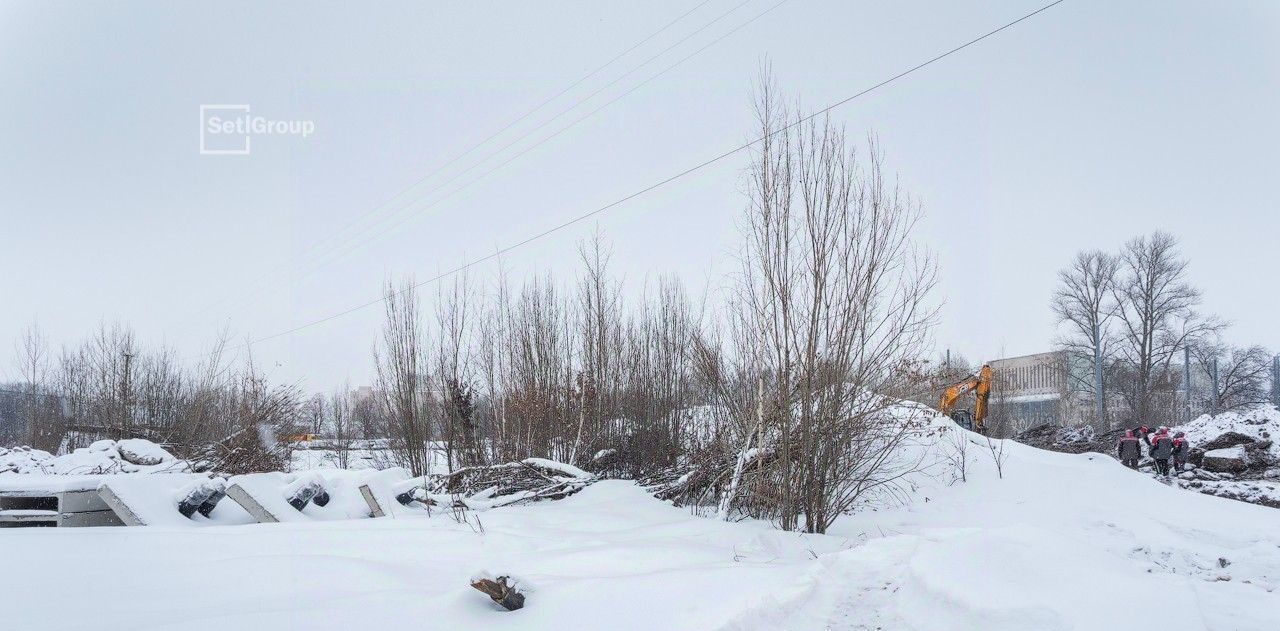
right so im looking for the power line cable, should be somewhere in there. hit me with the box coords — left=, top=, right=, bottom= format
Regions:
left=283, top=0, right=786, bottom=281
left=186, top=0, right=1068, bottom=361
left=178, top=0, right=729, bottom=326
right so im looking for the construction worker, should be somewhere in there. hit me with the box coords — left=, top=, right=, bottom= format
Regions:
left=1117, top=429, right=1142, bottom=469
left=1149, top=426, right=1175, bottom=477
left=1131, top=424, right=1153, bottom=449
left=1171, top=431, right=1191, bottom=473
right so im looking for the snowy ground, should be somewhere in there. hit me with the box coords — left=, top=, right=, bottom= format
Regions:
left=4, top=420, right=1280, bottom=630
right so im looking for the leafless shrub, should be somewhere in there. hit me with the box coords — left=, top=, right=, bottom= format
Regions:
left=984, top=435, right=1008, bottom=479
left=942, top=427, right=970, bottom=484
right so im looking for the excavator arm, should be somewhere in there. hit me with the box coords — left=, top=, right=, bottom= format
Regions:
left=938, top=364, right=992, bottom=431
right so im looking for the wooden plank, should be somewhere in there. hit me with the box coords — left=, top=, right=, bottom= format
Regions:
left=97, top=485, right=146, bottom=527
left=59, top=510, right=126, bottom=528
left=59, top=489, right=111, bottom=513
left=359, top=484, right=385, bottom=518
left=225, top=483, right=280, bottom=523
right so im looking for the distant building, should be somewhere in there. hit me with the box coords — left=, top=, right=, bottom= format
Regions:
left=987, top=351, right=1076, bottom=429
left=985, top=350, right=1208, bottom=431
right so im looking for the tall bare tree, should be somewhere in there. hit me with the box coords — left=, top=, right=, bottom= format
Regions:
left=13, top=323, right=62, bottom=450
left=1110, top=232, right=1220, bottom=425
left=1051, top=249, right=1118, bottom=401
left=374, top=279, right=433, bottom=475
left=716, top=73, right=937, bottom=533
left=328, top=385, right=356, bottom=469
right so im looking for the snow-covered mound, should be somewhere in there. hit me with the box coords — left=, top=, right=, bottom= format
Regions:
left=1178, top=405, right=1280, bottom=460
left=0, top=439, right=188, bottom=475
left=1166, top=406, right=1280, bottom=508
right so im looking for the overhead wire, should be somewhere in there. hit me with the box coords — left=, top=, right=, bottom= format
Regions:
left=184, top=0, right=1069, bottom=362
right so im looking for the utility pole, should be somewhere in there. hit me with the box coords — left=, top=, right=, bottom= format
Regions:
left=1183, top=346, right=1192, bottom=422
left=120, top=351, right=134, bottom=440
left=1273, top=355, right=1280, bottom=409
left=1209, top=356, right=1220, bottom=413
left=1093, top=322, right=1104, bottom=428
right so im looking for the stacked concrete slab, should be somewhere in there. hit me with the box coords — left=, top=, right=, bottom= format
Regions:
left=0, top=468, right=428, bottom=528
left=0, top=476, right=125, bottom=528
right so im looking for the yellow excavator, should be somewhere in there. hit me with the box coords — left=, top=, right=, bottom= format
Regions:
left=939, top=364, right=992, bottom=432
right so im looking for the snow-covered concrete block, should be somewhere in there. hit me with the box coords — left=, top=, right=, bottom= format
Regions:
left=1203, top=446, right=1247, bottom=473
left=96, top=485, right=146, bottom=526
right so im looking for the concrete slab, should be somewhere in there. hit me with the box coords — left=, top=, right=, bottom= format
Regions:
left=0, top=509, right=59, bottom=525
left=97, top=485, right=146, bottom=526
left=59, top=489, right=111, bottom=513
left=59, top=510, right=125, bottom=527
left=358, top=484, right=385, bottom=518
left=224, top=483, right=282, bottom=523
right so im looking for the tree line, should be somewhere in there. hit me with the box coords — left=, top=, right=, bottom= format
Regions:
left=1052, top=231, right=1274, bottom=428
left=2, top=76, right=940, bottom=534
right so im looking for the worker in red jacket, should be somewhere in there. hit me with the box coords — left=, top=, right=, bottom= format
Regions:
left=1171, top=431, right=1191, bottom=473
left=1117, top=430, right=1142, bottom=469
left=1149, top=427, right=1175, bottom=477
left=1130, top=424, right=1153, bottom=450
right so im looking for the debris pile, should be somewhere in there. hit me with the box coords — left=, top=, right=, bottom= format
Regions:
left=1013, top=424, right=1120, bottom=455
left=405, top=458, right=595, bottom=510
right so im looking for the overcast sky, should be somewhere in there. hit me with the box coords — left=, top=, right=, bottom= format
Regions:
left=2, top=0, right=1277, bottom=391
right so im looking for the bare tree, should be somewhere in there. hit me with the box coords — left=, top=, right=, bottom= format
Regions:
left=435, top=274, right=482, bottom=469
left=1051, top=249, right=1118, bottom=404
left=1110, top=232, right=1220, bottom=426
left=304, top=394, right=325, bottom=437
left=329, top=385, right=355, bottom=469
left=374, top=279, right=433, bottom=475
left=12, top=323, right=62, bottom=450
left=713, top=73, right=938, bottom=533
left=1192, top=341, right=1273, bottom=413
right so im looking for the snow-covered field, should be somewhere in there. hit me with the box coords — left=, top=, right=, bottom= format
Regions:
left=4, top=418, right=1280, bottom=630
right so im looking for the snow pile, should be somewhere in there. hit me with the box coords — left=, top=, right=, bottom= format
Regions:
left=0, top=439, right=188, bottom=475
left=1179, top=405, right=1280, bottom=460
left=1170, top=406, right=1280, bottom=508
left=0, top=446, right=54, bottom=473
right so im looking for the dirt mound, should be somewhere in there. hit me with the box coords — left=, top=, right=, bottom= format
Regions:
left=1013, top=424, right=1120, bottom=455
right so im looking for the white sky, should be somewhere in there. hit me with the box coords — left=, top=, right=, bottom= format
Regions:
left=2, top=0, right=1278, bottom=391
